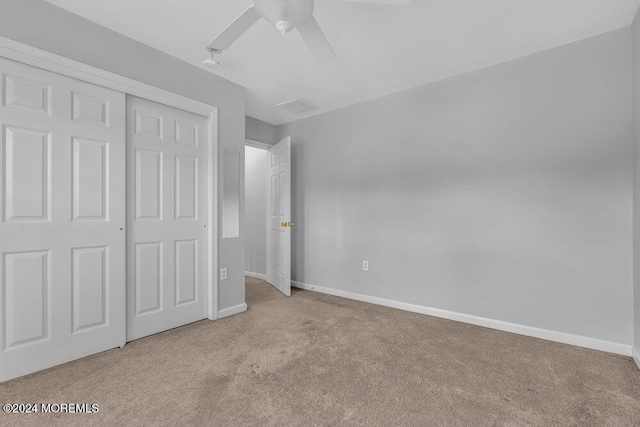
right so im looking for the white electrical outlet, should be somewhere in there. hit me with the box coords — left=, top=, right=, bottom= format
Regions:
left=363, top=261, right=368, bottom=271
left=220, top=268, right=228, bottom=280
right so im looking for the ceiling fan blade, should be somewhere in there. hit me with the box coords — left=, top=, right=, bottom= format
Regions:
left=329, top=0, right=413, bottom=4
left=207, top=5, right=261, bottom=51
left=296, top=16, right=336, bottom=64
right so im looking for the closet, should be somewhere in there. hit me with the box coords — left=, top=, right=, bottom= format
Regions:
left=0, top=56, right=215, bottom=382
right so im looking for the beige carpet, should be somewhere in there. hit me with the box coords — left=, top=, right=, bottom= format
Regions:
left=1, top=277, right=639, bottom=426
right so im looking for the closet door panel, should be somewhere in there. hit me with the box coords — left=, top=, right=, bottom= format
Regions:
left=0, top=57, right=126, bottom=382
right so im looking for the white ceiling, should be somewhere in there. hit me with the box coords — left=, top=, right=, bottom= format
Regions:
left=45, top=0, right=640, bottom=125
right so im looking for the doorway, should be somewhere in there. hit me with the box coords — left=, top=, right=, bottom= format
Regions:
left=245, top=142, right=269, bottom=281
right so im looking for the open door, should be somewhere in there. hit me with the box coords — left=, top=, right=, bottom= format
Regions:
left=266, top=137, right=291, bottom=296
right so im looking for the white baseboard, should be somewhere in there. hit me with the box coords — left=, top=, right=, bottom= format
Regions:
left=218, top=303, right=247, bottom=319
left=633, top=347, right=640, bottom=370
left=245, top=271, right=266, bottom=281
left=291, top=281, right=632, bottom=357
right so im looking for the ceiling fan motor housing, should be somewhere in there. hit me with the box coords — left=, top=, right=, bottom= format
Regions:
left=254, top=0, right=315, bottom=33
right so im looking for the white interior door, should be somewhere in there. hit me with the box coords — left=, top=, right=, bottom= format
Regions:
left=127, top=96, right=208, bottom=341
left=266, top=137, right=291, bottom=296
left=0, top=57, right=126, bottom=382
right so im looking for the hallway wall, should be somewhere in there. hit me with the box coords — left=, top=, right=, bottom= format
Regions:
left=245, top=146, right=269, bottom=276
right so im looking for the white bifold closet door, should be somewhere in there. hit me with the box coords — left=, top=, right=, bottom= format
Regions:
left=0, top=57, right=126, bottom=382
left=126, top=96, right=208, bottom=341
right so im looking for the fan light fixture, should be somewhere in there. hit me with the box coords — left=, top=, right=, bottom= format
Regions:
left=254, top=0, right=314, bottom=35
left=206, top=0, right=413, bottom=64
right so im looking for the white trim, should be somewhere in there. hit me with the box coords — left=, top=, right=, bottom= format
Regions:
left=208, top=110, right=219, bottom=321
left=0, top=36, right=215, bottom=118
left=245, top=271, right=267, bottom=280
left=245, top=138, right=273, bottom=150
left=291, top=281, right=632, bottom=357
left=0, top=36, right=220, bottom=321
left=633, top=347, right=640, bottom=370
left=218, top=303, right=248, bottom=319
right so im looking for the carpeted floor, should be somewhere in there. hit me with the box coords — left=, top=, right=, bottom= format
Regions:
left=1, top=277, right=639, bottom=426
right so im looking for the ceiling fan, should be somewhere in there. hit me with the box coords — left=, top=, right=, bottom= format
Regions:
left=207, top=0, right=413, bottom=64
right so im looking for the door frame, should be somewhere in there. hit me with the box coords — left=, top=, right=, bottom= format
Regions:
left=246, top=138, right=273, bottom=150
left=0, top=36, right=220, bottom=321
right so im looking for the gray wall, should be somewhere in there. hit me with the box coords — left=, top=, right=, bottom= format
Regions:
left=246, top=116, right=280, bottom=145
left=277, top=28, right=634, bottom=345
left=245, top=146, right=268, bottom=276
left=633, top=8, right=640, bottom=352
left=0, top=0, right=247, bottom=311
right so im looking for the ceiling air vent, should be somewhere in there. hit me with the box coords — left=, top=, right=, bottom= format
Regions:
left=277, top=98, right=318, bottom=114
